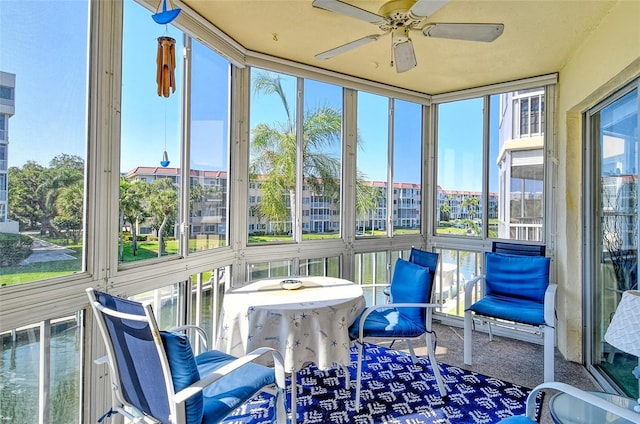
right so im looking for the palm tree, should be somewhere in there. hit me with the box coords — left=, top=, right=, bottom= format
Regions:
left=250, top=71, right=341, bottom=238
left=250, top=71, right=379, bottom=239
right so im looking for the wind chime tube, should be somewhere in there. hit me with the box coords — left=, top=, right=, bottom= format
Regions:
left=156, top=36, right=176, bottom=98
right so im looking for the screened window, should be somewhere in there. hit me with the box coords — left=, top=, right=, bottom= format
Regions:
left=302, top=79, right=342, bottom=240
left=436, top=98, right=484, bottom=237
left=1, top=0, right=88, bottom=285
left=119, top=0, right=182, bottom=264
left=188, top=39, right=230, bottom=252
left=495, top=88, right=545, bottom=241
left=436, top=87, right=546, bottom=242
left=356, top=92, right=388, bottom=236
left=248, top=69, right=297, bottom=243
left=393, top=99, right=422, bottom=235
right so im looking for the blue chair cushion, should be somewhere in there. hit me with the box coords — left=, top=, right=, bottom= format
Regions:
left=389, top=258, right=432, bottom=322
left=197, top=350, right=275, bottom=423
left=161, top=331, right=204, bottom=424
left=496, top=415, right=536, bottom=423
left=349, top=307, right=426, bottom=339
left=484, top=252, right=550, bottom=303
left=468, top=295, right=546, bottom=326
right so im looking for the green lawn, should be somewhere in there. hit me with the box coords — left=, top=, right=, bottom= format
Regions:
left=1, top=225, right=491, bottom=286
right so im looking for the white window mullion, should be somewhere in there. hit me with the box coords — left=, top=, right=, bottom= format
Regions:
left=38, top=319, right=51, bottom=424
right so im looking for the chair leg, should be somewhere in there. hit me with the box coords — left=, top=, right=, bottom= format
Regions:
left=406, top=340, right=418, bottom=363
left=488, top=321, right=494, bottom=341
left=543, top=326, right=555, bottom=382
left=464, top=310, right=473, bottom=365
left=425, top=331, right=447, bottom=397
left=338, top=363, right=350, bottom=388
left=290, top=370, right=298, bottom=424
left=355, top=341, right=365, bottom=412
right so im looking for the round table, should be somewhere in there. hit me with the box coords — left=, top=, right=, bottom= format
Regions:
left=216, top=276, right=365, bottom=372
left=549, top=390, right=639, bottom=423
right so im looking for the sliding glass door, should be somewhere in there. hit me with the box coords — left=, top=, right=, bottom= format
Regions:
left=587, top=81, right=639, bottom=398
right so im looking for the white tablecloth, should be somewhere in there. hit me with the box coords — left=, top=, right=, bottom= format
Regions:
left=216, top=276, right=365, bottom=372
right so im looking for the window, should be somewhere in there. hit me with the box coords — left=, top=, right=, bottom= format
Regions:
left=0, top=85, right=14, bottom=101
left=393, top=99, right=422, bottom=234
left=436, top=87, right=546, bottom=242
left=1, top=0, right=88, bottom=285
left=119, top=0, right=182, bottom=264
left=188, top=39, right=230, bottom=252
left=494, top=89, right=545, bottom=241
left=248, top=69, right=297, bottom=242
left=356, top=92, right=388, bottom=236
left=436, top=98, right=484, bottom=237
left=514, top=90, right=544, bottom=137
left=248, top=71, right=343, bottom=243
left=0, top=115, right=6, bottom=141
left=302, top=78, right=342, bottom=240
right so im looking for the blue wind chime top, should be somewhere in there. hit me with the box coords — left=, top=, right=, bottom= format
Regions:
left=152, top=0, right=181, bottom=25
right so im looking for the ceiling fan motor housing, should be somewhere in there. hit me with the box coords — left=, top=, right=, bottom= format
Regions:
left=378, top=0, right=424, bottom=34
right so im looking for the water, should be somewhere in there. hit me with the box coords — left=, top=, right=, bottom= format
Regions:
left=0, top=321, right=81, bottom=423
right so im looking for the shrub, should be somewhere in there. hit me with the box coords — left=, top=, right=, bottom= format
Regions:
left=0, top=233, right=34, bottom=266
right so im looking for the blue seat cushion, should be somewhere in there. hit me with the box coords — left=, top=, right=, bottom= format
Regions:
left=197, top=350, right=275, bottom=423
left=485, top=252, right=550, bottom=303
left=468, top=295, right=546, bottom=326
left=161, top=331, right=204, bottom=424
left=349, top=307, right=426, bottom=339
left=496, top=415, right=536, bottom=423
left=389, top=258, right=432, bottom=322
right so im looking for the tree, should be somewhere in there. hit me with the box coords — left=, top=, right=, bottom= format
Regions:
left=119, top=178, right=149, bottom=259
left=439, top=201, right=451, bottom=222
left=38, top=154, right=84, bottom=237
left=8, top=161, right=47, bottom=230
left=461, top=195, right=480, bottom=220
left=54, top=181, right=83, bottom=244
left=148, top=178, right=178, bottom=256
left=250, top=71, right=377, bottom=238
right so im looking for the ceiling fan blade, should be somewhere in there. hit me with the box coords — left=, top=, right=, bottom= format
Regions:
left=422, top=23, right=504, bottom=42
left=409, top=0, right=449, bottom=18
left=312, top=0, right=385, bottom=24
left=315, top=34, right=381, bottom=60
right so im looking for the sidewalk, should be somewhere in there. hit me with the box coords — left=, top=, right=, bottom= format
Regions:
left=19, top=237, right=76, bottom=265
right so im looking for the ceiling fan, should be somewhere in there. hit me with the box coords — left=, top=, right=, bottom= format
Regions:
left=312, top=0, right=504, bottom=73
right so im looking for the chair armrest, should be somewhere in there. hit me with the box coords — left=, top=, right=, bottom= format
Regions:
left=525, top=382, right=640, bottom=422
left=464, top=274, right=485, bottom=309
left=169, top=324, right=209, bottom=350
left=543, top=284, right=557, bottom=327
left=172, top=347, right=286, bottom=405
left=356, top=302, right=440, bottom=341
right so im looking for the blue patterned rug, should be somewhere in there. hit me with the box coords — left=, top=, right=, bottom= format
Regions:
left=223, top=343, right=541, bottom=423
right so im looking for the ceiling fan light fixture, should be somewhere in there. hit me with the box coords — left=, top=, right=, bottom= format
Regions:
left=393, top=39, right=416, bottom=73
left=392, top=26, right=410, bottom=44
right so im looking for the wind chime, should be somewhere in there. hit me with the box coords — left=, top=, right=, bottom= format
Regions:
left=152, top=0, right=181, bottom=167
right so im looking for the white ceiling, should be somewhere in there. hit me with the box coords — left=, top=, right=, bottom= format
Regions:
left=180, top=0, right=616, bottom=95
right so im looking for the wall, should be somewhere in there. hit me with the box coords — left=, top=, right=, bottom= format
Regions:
left=556, top=0, right=640, bottom=362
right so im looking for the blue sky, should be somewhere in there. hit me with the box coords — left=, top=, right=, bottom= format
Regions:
left=1, top=0, right=498, bottom=192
